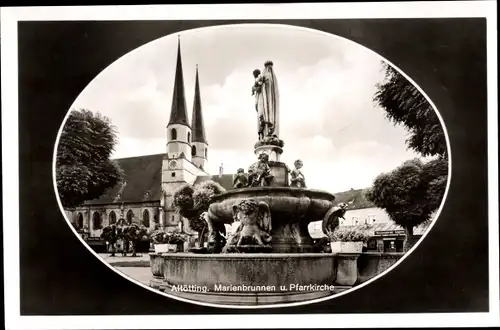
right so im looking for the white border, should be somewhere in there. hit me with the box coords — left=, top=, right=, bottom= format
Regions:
left=2, top=1, right=498, bottom=329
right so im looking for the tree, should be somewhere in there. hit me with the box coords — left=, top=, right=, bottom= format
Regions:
left=56, top=109, right=124, bottom=209
left=172, top=180, right=226, bottom=247
left=374, top=62, right=447, bottom=159
left=120, top=223, right=148, bottom=257
left=366, top=158, right=447, bottom=251
left=100, top=224, right=119, bottom=256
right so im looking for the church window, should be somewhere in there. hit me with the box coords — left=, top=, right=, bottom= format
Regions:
left=171, top=128, right=177, bottom=140
left=187, top=132, right=191, bottom=143
left=92, top=212, right=102, bottom=230
left=143, top=209, right=150, bottom=228
left=171, top=215, right=175, bottom=223
left=109, top=211, right=117, bottom=225
left=191, top=145, right=197, bottom=156
left=126, top=210, right=134, bottom=224
left=205, top=148, right=207, bottom=158
left=171, top=172, right=176, bottom=177
left=77, top=213, right=83, bottom=228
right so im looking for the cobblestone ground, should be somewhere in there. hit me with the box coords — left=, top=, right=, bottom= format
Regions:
left=96, top=254, right=152, bottom=287
left=115, top=266, right=152, bottom=287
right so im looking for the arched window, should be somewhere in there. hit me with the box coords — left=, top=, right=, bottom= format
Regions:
left=205, top=148, right=207, bottom=158
left=191, top=145, right=197, bottom=156
left=126, top=210, right=134, bottom=224
left=187, top=132, right=191, bottom=143
left=92, top=212, right=102, bottom=230
left=109, top=211, right=117, bottom=225
left=171, top=128, right=177, bottom=140
left=77, top=213, right=83, bottom=229
left=143, top=209, right=150, bottom=228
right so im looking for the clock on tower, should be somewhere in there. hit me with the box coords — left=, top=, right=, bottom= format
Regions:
left=168, top=160, right=178, bottom=169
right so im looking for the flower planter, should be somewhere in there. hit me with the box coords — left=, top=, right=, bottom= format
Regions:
left=330, top=241, right=363, bottom=253
left=154, top=244, right=178, bottom=253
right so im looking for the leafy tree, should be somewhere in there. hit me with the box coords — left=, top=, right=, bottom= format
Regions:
left=366, top=158, right=447, bottom=251
left=100, top=224, right=119, bottom=256
left=56, top=109, right=123, bottom=209
left=173, top=180, right=226, bottom=246
left=374, top=62, right=447, bottom=158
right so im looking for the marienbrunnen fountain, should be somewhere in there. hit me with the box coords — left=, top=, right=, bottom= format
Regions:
left=149, top=60, right=401, bottom=306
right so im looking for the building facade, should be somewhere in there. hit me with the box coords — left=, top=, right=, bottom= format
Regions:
left=67, top=39, right=210, bottom=239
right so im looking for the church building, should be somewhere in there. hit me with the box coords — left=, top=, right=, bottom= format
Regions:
left=67, top=38, right=234, bottom=240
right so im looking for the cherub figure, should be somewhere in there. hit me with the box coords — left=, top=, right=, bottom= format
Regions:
left=288, top=159, right=306, bottom=188
left=247, top=166, right=256, bottom=187
left=253, top=153, right=274, bottom=187
left=233, top=168, right=248, bottom=189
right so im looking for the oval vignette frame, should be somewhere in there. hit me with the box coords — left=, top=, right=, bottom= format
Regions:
left=52, top=23, right=452, bottom=310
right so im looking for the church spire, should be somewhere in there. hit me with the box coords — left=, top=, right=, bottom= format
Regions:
left=191, top=64, right=207, bottom=144
left=168, top=36, right=190, bottom=127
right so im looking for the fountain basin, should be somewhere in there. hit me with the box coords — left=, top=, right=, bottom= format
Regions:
left=208, top=187, right=336, bottom=253
left=150, top=252, right=359, bottom=305
left=148, top=252, right=406, bottom=306
left=356, top=252, right=404, bottom=284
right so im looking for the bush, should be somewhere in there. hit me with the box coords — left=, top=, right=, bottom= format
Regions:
left=172, top=180, right=227, bottom=245
left=172, top=184, right=196, bottom=219
left=149, top=229, right=187, bottom=245
left=328, top=226, right=369, bottom=242
left=192, top=181, right=226, bottom=211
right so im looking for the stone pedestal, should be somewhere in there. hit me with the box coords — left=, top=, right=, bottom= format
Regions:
left=334, top=252, right=361, bottom=286
left=268, top=161, right=289, bottom=187
left=255, top=144, right=283, bottom=162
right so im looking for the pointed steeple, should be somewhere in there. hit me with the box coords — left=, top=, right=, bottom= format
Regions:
left=191, top=64, right=208, bottom=144
left=168, top=36, right=190, bottom=127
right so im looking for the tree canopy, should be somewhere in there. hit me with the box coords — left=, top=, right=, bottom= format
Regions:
left=173, top=180, right=226, bottom=241
left=56, top=109, right=123, bottom=209
left=374, top=62, right=447, bottom=158
left=366, top=158, right=447, bottom=250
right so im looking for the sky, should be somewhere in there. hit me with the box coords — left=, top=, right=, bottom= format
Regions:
left=70, top=24, right=426, bottom=193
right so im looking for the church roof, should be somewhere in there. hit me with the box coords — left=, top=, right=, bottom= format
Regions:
left=168, top=37, right=190, bottom=128
left=84, top=153, right=164, bottom=205
left=332, top=188, right=374, bottom=210
left=191, top=65, right=207, bottom=144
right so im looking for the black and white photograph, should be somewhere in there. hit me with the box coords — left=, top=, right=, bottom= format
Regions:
left=2, top=1, right=499, bottom=329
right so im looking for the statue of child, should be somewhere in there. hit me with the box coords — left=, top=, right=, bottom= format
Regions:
left=233, top=168, right=249, bottom=189
left=288, top=159, right=306, bottom=188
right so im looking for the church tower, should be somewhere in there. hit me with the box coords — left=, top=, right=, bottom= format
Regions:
left=161, top=37, right=208, bottom=230
left=166, top=37, right=192, bottom=161
left=190, top=65, right=209, bottom=170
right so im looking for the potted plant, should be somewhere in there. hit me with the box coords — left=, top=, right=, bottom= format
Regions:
left=150, top=230, right=187, bottom=253
left=165, top=232, right=187, bottom=252
left=328, top=226, right=368, bottom=253
left=150, top=229, right=168, bottom=253
left=100, top=224, right=119, bottom=256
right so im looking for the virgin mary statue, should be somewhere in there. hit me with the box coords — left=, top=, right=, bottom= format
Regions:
left=253, top=61, right=280, bottom=139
